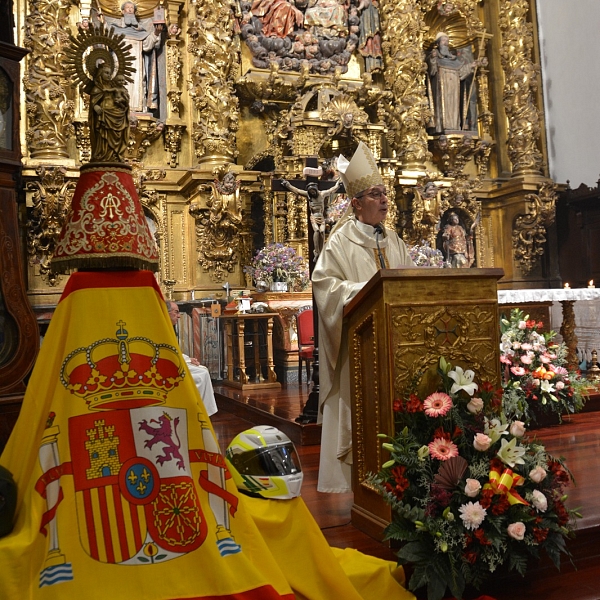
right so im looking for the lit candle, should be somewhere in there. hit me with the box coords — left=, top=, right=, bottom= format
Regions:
left=564, top=283, right=570, bottom=289
left=589, top=280, right=595, bottom=288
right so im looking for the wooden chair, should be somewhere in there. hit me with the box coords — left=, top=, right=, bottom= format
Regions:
left=296, top=307, right=314, bottom=385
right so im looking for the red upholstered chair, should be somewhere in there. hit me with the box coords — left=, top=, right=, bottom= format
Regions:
left=296, top=307, right=314, bottom=385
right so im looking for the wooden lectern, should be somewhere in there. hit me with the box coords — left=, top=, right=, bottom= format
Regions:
left=344, top=268, right=504, bottom=540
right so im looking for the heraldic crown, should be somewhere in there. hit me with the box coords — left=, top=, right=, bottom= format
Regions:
left=60, top=322, right=185, bottom=411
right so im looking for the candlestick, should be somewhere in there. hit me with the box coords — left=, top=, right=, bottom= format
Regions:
left=589, top=280, right=595, bottom=288
left=564, top=283, right=570, bottom=289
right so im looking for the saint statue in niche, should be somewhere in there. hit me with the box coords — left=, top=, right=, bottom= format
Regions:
left=439, top=210, right=475, bottom=268
left=99, top=1, right=167, bottom=122
left=426, top=32, right=487, bottom=134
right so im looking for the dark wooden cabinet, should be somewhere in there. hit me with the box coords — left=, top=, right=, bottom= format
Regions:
left=0, top=40, right=39, bottom=452
left=557, top=180, right=600, bottom=288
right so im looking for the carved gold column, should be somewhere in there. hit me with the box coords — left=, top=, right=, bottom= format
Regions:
left=22, top=0, right=75, bottom=160
left=498, top=0, right=543, bottom=176
left=263, top=187, right=275, bottom=245
left=166, top=27, right=184, bottom=119
left=379, top=0, right=430, bottom=171
left=163, top=11, right=186, bottom=169
left=187, top=0, right=239, bottom=163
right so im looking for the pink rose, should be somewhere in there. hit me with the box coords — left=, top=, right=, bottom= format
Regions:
left=467, top=397, right=484, bottom=414
left=464, top=478, right=481, bottom=498
left=473, top=433, right=492, bottom=452
left=507, top=521, right=526, bottom=540
left=518, top=321, right=527, bottom=330
left=532, top=490, right=548, bottom=512
left=555, top=381, right=565, bottom=390
left=529, top=466, right=547, bottom=483
left=510, top=366, right=526, bottom=376
left=509, top=421, right=526, bottom=438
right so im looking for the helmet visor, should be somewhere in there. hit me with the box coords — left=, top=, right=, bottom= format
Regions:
left=229, top=443, right=301, bottom=477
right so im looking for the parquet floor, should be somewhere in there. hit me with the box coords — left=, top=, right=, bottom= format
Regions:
left=212, top=384, right=600, bottom=600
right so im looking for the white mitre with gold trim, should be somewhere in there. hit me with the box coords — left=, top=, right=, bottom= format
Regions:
left=336, top=141, right=384, bottom=199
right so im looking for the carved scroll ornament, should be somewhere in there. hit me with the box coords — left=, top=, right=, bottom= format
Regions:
left=512, top=183, right=557, bottom=275
left=189, top=171, right=244, bottom=282
left=26, top=166, right=76, bottom=285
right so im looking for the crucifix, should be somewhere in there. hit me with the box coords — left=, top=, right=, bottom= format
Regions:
left=272, top=157, right=344, bottom=423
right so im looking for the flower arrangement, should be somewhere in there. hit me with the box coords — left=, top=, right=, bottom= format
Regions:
left=244, top=243, right=310, bottom=291
left=409, top=240, right=448, bottom=268
left=499, top=309, right=587, bottom=426
left=325, top=194, right=350, bottom=228
left=373, top=357, right=580, bottom=600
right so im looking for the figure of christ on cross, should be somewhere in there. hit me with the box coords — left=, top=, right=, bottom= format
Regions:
left=272, top=157, right=345, bottom=423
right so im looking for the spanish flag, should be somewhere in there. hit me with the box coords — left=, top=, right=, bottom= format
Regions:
left=241, top=494, right=415, bottom=600
left=0, top=271, right=294, bottom=600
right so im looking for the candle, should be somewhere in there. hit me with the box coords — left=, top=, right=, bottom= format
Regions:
left=564, top=283, right=570, bottom=289
left=589, top=280, right=595, bottom=288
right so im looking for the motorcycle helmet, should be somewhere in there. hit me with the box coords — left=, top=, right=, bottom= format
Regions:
left=225, top=426, right=303, bottom=499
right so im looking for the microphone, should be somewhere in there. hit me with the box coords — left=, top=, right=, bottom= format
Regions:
left=374, top=224, right=386, bottom=269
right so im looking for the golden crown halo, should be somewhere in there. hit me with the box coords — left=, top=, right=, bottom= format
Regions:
left=60, top=321, right=185, bottom=411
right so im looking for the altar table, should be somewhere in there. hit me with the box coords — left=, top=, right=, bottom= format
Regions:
left=498, top=288, right=600, bottom=371
left=219, top=313, right=281, bottom=390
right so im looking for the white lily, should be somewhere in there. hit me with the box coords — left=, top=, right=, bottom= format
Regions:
left=540, top=380, right=555, bottom=394
left=448, top=366, right=478, bottom=396
left=484, top=417, right=509, bottom=444
left=497, top=437, right=527, bottom=468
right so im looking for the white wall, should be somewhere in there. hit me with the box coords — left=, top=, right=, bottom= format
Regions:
left=537, top=0, right=600, bottom=188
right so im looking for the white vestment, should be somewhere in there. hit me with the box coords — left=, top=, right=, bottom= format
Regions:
left=183, top=353, right=218, bottom=417
left=312, top=218, right=414, bottom=493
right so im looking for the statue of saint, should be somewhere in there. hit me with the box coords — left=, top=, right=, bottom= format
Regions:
left=427, top=32, right=486, bottom=133
left=357, top=0, right=383, bottom=72
left=64, top=20, right=136, bottom=163
left=250, top=0, right=304, bottom=38
left=304, top=0, right=347, bottom=36
left=89, top=63, right=130, bottom=162
left=102, top=1, right=167, bottom=121
left=441, top=211, right=474, bottom=268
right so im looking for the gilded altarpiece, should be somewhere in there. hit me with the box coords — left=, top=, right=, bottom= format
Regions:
left=12, top=0, right=559, bottom=310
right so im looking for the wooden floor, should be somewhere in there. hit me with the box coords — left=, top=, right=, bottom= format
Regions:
left=212, top=382, right=600, bottom=600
